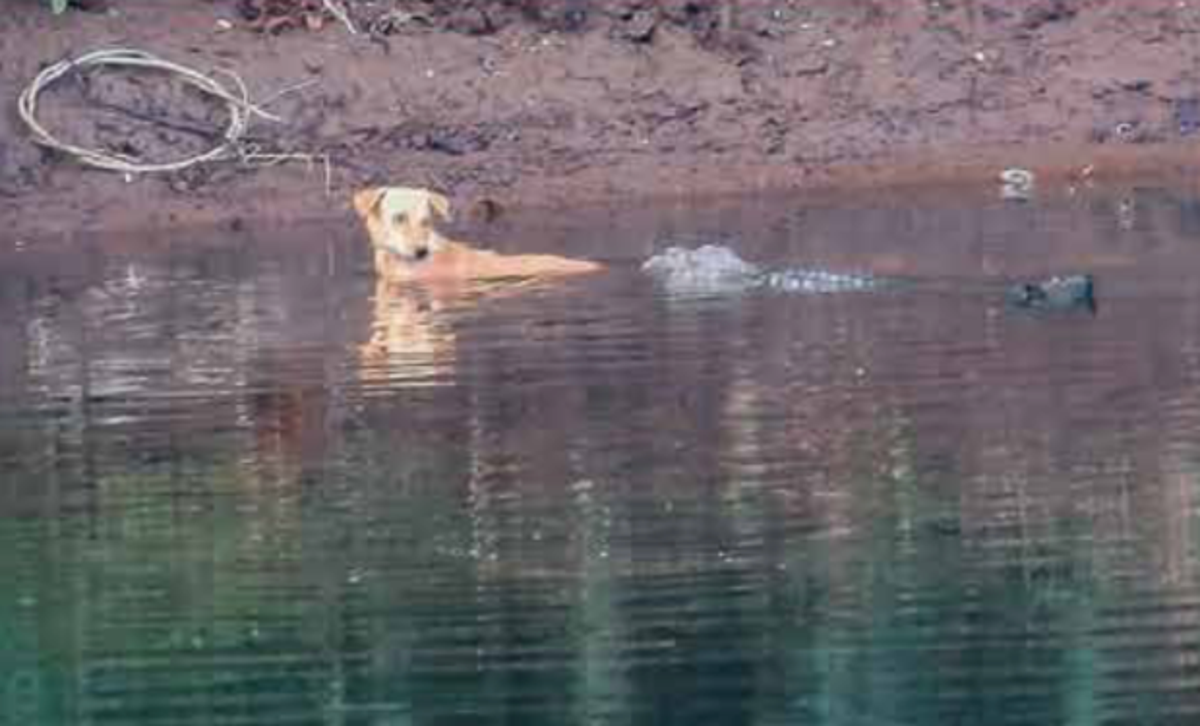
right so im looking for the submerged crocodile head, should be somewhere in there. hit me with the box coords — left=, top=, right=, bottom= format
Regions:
left=1005, top=274, right=1095, bottom=313
left=641, top=244, right=763, bottom=295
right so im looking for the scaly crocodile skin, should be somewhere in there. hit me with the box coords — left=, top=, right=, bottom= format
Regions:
left=642, top=245, right=880, bottom=296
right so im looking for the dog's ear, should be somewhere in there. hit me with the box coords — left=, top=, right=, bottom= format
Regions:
left=427, top=191, right=453, bottom=222
left=353, top=188, right=387, bottom=221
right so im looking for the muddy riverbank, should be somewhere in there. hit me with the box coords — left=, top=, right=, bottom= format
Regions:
left=4, top=0, right=1200, bottom=238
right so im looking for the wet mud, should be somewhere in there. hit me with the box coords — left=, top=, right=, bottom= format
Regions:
left=4, top=0, right=1200, bottom=237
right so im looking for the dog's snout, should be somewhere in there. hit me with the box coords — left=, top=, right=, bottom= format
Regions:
left=413, top=247, right=430, bottom=261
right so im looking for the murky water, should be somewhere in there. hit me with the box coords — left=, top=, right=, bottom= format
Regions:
left=5, top=186, right=1200, bottom=725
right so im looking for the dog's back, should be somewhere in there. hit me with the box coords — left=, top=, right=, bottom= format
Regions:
left=354, top=186, right=603, bottom=284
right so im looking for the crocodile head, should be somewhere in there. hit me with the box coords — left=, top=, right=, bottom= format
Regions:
left=1006, top=274, right=1095, bottom=313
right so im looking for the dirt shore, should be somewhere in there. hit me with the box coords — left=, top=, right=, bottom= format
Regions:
left=4, top=0, right=1200, bottom=239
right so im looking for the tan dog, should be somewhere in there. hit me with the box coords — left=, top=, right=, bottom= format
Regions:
left=352, top=187, right=603, bottom=283
left=354, top=187, right=602, bottom=388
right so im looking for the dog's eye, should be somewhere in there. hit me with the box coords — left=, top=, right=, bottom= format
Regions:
left=392, top=212, right=408, bottom=226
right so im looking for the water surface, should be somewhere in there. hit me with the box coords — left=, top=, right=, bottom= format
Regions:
left=4, top=186, right=1200, bottom=725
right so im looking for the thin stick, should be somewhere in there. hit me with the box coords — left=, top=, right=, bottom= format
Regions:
left=323, top=0, right=358, bottom=35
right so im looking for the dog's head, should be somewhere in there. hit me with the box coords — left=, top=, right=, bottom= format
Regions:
left=353, top=187, right=453, bottom=263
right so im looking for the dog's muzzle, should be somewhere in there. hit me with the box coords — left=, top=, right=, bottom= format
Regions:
left=385, top=246, right=432, bottom=263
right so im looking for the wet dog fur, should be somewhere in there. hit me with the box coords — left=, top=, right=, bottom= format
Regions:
left=352, top=187, right=603, bottom=284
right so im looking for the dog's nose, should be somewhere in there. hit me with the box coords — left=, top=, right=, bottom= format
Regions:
left=413, top=247, right=430, bottom=261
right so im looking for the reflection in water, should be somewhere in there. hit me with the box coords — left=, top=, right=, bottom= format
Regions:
left=358, top=272, right=589, bottom=391
left=359, top=278, right=458, bottom=390
left=4, top=188, right=1200, bottom=724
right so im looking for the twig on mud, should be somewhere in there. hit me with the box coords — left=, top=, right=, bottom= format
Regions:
left=76, top=96, right=225, bottom=142
left=322, top=0, right=358, bottom=35
left=17, top=47, right=332, bottom=194
left=240, top=145, right=333, bottom=197
left=257, top=78, right=320, bottom=107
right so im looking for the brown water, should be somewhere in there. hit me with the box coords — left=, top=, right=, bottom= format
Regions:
left=4, top=186, right=1200, bottom=725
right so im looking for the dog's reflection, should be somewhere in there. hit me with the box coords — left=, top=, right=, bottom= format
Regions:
left=359, top=274, right=586, bottom=386
left=359, top=278, right=457, bottom=386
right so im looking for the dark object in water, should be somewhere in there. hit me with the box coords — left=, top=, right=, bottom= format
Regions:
left=1176, top=98, right=1200, bottom=137
left=1005, top=274, right=1096, bottom=313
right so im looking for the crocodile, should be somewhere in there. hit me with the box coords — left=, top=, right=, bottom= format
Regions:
left=642, top=244, right=1095, bottom=312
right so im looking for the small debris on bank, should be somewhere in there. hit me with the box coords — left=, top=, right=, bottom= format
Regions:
left=237, top=0, right=336, bottom=34
left=999, top=168, right=1035, bottom=201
